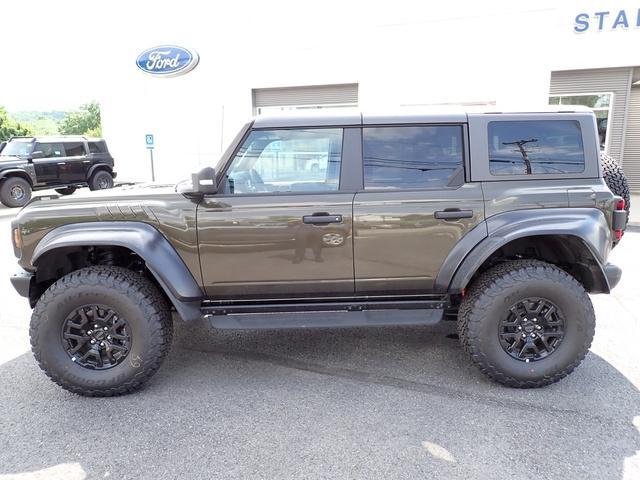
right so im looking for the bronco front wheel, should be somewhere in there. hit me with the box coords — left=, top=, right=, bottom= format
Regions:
left=30, top=266, right=173, bottom=396
left=457, top=260, right=595, bottom=388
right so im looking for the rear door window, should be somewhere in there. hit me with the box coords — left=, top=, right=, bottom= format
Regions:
left=362, top=125, right=464, bottom=189
left=63, top=142, right=85, bottom=157
left=488, top=120, right=585, bottom=175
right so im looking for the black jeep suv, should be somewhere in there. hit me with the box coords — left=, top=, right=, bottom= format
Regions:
left=0, top=136, right=117, bottom=207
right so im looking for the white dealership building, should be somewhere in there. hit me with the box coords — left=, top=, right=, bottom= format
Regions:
left=98, top=1, right=640, bottom=189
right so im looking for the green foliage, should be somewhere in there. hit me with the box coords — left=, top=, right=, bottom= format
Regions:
left=59, top=102, right=102, bottom=136
left=12, top=110, right=66, bottom=135
left=0, top=107, right=32, bottom=141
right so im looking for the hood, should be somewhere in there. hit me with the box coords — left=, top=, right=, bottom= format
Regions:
left=16, top=182, right=183, bottom=220
left=0, top=155, right=28, bottom=167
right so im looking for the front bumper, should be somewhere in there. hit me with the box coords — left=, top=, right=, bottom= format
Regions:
left=604, top=262, right=622, bottom=291
left=10, top=267, right=33, bottom=298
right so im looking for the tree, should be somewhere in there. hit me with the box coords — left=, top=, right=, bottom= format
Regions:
left=0, top=107, right=32, bottom=141
left=59, top=101, right=102, bottom=136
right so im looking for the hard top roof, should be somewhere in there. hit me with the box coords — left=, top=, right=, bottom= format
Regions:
left=7, top=135, right=106, bottom=143
left=252, top=105, right=594, bottom=128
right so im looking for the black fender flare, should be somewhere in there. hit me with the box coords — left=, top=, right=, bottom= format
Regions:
left=87, top=163, right=113, bottom=179
left=434, top=208, right=613, bottom=294
left=32, top=221, right=203, bottom=320
left=0, top=168, right=35, bottom=185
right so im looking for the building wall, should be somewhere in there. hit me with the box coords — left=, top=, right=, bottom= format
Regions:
left=98, top=1, right=640, bottom=184
left=550, top=68, right=633, bottom=161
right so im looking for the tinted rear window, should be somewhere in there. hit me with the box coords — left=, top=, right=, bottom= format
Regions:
left=363, top=126, right=464, bottom=189
left=89, top=141, right=107, bottom=154
left=488, top=120, right=585, bottom=175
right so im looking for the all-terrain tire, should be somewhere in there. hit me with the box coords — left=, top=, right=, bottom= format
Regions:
left=30, top=266, right=173, bottom=396
left=0, top=176, right=32, bottom=208
left=89, top=170, right=114, bottom=190
left=457, top=260, right=595, bottom=388
left=601, top=153, right=630, bottom=216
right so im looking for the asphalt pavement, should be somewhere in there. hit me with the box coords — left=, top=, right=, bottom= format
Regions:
left=0, top=197, right=639, bottom=480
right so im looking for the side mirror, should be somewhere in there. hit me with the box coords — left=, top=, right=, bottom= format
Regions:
left=192, top=167, right=218, bottom=195
left=31, top=151, right=44, bottom=159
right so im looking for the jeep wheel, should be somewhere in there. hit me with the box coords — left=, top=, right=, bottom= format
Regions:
left=601, top=153, right=630, bottom=216
left=0, top=176, right=32, bottom=208
left=457, top=260, right=595, bottom=388
left=89, top=170, right=114, bottom=190
left=30, top=266, right=173, bottom=396
left=54, top=186, right=77, bottom=196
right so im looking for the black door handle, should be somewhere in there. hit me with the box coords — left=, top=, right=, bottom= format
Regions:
left=303, top=214, right=343, bottom=224
left=434, top=209, right=473, bottom=220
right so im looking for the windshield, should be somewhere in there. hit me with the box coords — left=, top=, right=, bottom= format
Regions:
left=1, top=140, right=34, bottom=157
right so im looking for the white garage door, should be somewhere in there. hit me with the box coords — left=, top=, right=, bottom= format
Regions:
left=252, top=84, right=358, bottom=115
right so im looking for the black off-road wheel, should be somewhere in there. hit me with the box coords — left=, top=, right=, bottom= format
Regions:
left=89, top=170, right=114, bottom=190
left=0, top=176, right=32, bottom=208
left=30, top=266, right=173, bottom=396
left=601, top=153, right=630, bottom=216
left=55, top=186, right=77, bottom=196
left=457, top=260, right=595, bottom=388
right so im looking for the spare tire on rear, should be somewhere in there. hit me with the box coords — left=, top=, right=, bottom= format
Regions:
left=601, top=153, right=630, bottom=215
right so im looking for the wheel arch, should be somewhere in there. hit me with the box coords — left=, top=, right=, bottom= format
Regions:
left=437, top=208, right=613, bottom=294
left=87, top=163, right=113, bottom=179
left=31, top=222, right=203, bottom=320
left=0, top=170, right=35, bottom=186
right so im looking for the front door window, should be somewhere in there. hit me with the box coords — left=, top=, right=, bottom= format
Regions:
left=224, top=128, right=343, bottom=194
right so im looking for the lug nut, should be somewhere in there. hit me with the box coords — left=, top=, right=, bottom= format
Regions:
left=531, top=333, right=537, bottom=338
left=94, top=324, right=99, bottom=328
left=87, top=330, right=93, bottom=335
left=522, top=333, right=526, bottom=338
left=103, top=327, right=108, bottom=331
left=532, top=318, right=537, bottom=323
left=107, top=335, right=111, bottom=340
left=90, top=339, right=96, bottom=344
left=536, top=325, right=542, bottom=330
left=100, top=342, right=105, bottom=347
left=523, top=319, right=528, bottom=323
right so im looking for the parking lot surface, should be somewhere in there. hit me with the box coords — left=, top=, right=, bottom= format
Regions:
left=0, top=209, right=639, bottom=480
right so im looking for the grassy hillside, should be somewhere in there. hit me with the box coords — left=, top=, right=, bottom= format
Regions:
left=10, top=110, right=68, bottom=135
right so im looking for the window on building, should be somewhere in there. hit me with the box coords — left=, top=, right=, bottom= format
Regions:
left=362, top=126, right=464, bottom=189
left=34, top=142, right=64, bottom=158
left=225, top=128, right=343, bottom=194
left=549, top=93, right=612, bottom=149
left=64, top=142, right=85, bottom=157
left=488, top=120, right=585, bottom=176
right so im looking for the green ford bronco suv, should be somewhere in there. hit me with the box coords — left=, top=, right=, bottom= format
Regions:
left=9, top=108, right=629, bottom=396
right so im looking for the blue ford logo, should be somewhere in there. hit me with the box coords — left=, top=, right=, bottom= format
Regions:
left=136, top=45, right=199, bottom=77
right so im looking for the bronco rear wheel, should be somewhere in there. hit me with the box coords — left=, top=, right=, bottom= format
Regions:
left=30, top=266, right=172, bottom=396
left=457, top=260, right=595, bottom=388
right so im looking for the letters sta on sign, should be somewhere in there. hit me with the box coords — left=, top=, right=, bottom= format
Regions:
left=136, top=46, right=199, bottom=77
left=574, top=9, right=640, bottom=32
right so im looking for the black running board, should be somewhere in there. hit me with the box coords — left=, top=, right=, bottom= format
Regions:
left=202, top=299, right=445, bottom=330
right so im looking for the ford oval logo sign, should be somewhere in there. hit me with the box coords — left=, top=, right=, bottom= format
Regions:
left=136, top=45, right=199, bottom=77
